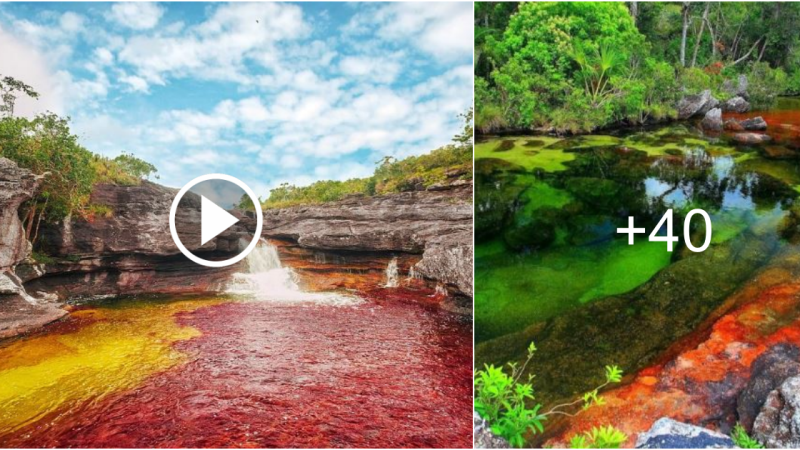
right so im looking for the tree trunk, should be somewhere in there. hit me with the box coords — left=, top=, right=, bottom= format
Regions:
left=24, top=203, right=36, bottom=241
left=680, top=2, right=690, bottom=67
left=629, top=2, right=639, bottom=25
left=730, top=37, right=763, bottom=66
left=691, top=3, right=710, bottom=68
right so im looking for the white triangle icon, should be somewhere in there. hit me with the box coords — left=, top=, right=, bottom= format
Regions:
left=201, top=195, right=240, bottom=245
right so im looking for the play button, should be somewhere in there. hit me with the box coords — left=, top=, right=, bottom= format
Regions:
left=201, top=195, right=240, bottom=245
left=169, top=174, right=263, bottom=268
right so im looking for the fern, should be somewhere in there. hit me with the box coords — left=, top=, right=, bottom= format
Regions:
left=731, top=424, right=764, bottom=449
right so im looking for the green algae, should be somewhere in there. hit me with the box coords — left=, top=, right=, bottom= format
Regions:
left=475, top=137, right=574, bottom=172
left=475, top=122, right=800, bottom=423
left=518, top=181, right=572, bottom=217
left=477, top=226, right=784, bottom=407
left=475, top=237, right=671, bottom=342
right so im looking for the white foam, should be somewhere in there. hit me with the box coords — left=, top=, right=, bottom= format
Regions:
left=226, top=239, right=362, bottom=306
left=384, top=257, right=399, bottom=288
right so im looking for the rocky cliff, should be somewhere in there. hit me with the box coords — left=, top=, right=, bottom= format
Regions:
left=259, top=183, right=474, bottom=299
left=0, top=157, right=474, bottom=338
left=0, top=158, right=66, bottom=338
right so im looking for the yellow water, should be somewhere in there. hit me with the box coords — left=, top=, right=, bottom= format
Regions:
left=0, top=297, right=222, bottom=436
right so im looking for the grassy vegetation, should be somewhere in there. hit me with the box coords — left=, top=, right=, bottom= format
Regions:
left=261, top=110, right=473, bottom=209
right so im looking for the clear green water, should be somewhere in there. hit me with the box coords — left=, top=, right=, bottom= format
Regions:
left=476, top=118, right=800, bottom=344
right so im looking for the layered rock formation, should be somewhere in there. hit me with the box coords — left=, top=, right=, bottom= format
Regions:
left=0, top=158, right=474, bottom=338
left=0, top=158, right=68, bottom=338
left=26, top=181, right=250, bottom=300
left=260, top=183, right=474, bottom=299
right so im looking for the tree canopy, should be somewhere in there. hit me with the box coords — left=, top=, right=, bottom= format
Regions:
left=476, top=2, right=800, bottom=134
left=0, top=75, right=158, bottom=243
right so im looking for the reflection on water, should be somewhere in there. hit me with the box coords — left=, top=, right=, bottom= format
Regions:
left=475, top=101, right=800, bottom=406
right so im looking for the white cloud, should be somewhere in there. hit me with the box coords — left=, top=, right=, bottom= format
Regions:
left=117, top=3, right=308, bottom=86
left=106, top=3, right=164, bottom=30
left=279, top=154, right=303, bottom=169
left=120, top=74, right=149, bottom=93
left=93, top=47, right=114, bottom=66
left=59, top=12, right=85, bottom=33
left=0, top=26, right=63, bottom=116
left=344, top=2, right=473, bottom=61
left=339, top=55, right=402, bottom=84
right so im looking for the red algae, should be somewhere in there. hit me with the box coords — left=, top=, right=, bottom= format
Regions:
left=545, top=282, right=800, bottom=448
left=725, top=108, right=800, bottom=144
left=2, top=289, right=472, bottom=448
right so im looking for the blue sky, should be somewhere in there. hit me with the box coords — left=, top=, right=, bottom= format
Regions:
left=0, top=2, right=473, bottom=199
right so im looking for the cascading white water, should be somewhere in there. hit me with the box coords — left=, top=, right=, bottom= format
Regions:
left=384, top=257, right=399, bottom=288
left=226, top=239, right=361, bottom=306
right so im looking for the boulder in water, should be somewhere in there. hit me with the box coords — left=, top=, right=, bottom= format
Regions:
left=734, top=132, right=772, bottom=145
left=635, top=418, right=734, bottom=449
left=738, top=344, right=800, bottom=431
left=678, top=90, right=719, bottom=119
left=741, top=117, right=768, bottom=131
left=724, top=118, right=744, bottom=131
left=701, top=108, right=723, bottom=131
left=721, top=96, right=750, bottom=113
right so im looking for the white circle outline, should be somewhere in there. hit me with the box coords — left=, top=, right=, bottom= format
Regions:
left=169, top=173, right=263, bottom=268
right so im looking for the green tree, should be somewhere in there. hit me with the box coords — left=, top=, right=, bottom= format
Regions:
left=0, top=76, right=39, bottom=118
left=112, top=152, right=158, bottom=180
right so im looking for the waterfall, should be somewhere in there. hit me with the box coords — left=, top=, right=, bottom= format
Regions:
left=406, top=266, right=422, bottom=285
left=384, top=257, right=399, bottom=288
left=226, top=239, right=361, bottom=306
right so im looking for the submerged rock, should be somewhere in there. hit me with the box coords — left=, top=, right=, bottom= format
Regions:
left=761, top=145, right=800, bottom=160
left=701, top=108, right=723, bottom=131
left=753, top=375, right=800, bottom=448
left=635, top=418, right=734, bottom=449
left=678, top=90, right=719, bottom=120
left=724, top=118, right=745, bottom=131
left=738, top=344, right=800, bottom=431
left=741, top=117, right=768, bottom=131
left=721, top=96, right=750, bottom=113
left=503, top=217, right=556, bottom=251
left=734, top=132, right=772, bottom=145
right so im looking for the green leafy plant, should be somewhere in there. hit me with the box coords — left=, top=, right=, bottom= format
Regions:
left=475, top=341, right=626, bottom=448
left=731, top=423, right=764, bottom=449
left=569, top=425, right=628, bottom=449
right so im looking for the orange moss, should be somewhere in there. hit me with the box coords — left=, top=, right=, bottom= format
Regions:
left=546, top=282, right=800, bottom=447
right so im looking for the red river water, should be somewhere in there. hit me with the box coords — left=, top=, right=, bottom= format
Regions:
left=1, top=289, right=473, bottom=448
